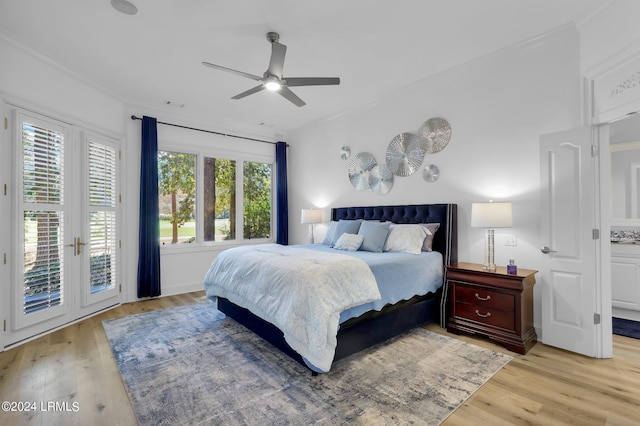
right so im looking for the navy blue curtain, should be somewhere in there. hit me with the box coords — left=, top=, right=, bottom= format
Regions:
left=275, top=141, right=289, bottom=245
left=137, top=116, right=161, bottom=298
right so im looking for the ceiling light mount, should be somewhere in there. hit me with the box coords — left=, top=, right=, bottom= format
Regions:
left=266, top=32, right=280, bottom=44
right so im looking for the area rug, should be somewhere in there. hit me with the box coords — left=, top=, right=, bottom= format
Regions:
left=613, top=317, right=640, bottom=339
left=103, top=300, right=512, bottom=425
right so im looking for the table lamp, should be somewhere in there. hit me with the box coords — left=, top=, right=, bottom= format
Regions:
left=301, top=209, right=323, bottom=244
left=471, top=202, right=512, bottom=271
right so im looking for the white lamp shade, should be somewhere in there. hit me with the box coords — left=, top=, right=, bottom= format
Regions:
left=471, top=202, right=512, bottom=228
left=301, top=209, right=323, bottom=224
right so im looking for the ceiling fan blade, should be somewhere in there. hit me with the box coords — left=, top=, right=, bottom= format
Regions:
left=201, top=61, right=262, bottom=81
left=231, top=85, right=265, bottom=100
left=268, top=42, right=287, bottom=79
left=278, top=87, right=306, bottom=107
left=285, top=77, right=340, bottom=87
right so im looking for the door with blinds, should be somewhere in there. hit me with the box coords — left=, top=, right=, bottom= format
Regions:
left=8, top=109, right=119, bottom=346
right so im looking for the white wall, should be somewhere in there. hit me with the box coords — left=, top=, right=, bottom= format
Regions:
left=580, top=0, right=640, bottom=73
left=286, top=26, right=583, bottom=330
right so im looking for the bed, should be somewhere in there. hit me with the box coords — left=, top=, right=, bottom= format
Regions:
left=204, top=203, right=458, bottom=373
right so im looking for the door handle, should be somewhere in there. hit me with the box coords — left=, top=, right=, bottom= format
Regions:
left=66, top=240, right=77, bottom=256
left=541, top=246, right=557, bottom=254
left=75, top=237, right=88, bottom=256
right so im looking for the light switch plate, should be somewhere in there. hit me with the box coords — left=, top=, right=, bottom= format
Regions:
left=504, top=234, right=517, bottom=246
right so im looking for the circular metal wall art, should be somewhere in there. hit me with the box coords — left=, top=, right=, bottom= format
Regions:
left=368, top=164, right=394, bottom=195
left=423, top=164, right=440, bottom=182
left=348, top=152, right=377, bottom=191
left=418, top=117, right=452, bottom=154
left=340, top=146, right=351, bottom=160
left=385, top=132, right=427, bottom=177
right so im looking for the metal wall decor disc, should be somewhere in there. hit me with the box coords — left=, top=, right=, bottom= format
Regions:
left=385, top=132, right=427, bottom=177
left=348, top=152, right=377, bottom=191
left=340, top=146, right=351, bottom=160
left=369, top=164, right=394, bottom=195
left=423, top=164, right=440, bottom=182
left=418, top=117, right=451, bottom=153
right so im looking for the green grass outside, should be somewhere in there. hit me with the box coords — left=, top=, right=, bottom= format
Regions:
left=159, top=220, right=195, bottom=238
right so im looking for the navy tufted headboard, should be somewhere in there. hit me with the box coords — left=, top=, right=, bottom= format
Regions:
left=331, top=203, right=458, bottom=266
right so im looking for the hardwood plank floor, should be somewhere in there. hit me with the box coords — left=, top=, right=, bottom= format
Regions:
left=1, top=291, right=638, bottom=425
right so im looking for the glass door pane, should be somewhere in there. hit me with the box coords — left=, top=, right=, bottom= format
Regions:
left=84, top=137, right=119, bottom=305
left=17, top=113, right=69, bottom=329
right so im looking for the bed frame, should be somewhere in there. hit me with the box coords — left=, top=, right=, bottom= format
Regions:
left=217, top=203, right=458, bottom=372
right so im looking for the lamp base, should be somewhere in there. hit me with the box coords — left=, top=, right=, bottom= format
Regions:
left=483, top=228, right=496, bottom=272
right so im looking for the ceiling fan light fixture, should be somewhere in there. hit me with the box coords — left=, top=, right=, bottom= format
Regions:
left=264, top=80, right=281, bottom=91
left=111, top=0, right=138, bottom=15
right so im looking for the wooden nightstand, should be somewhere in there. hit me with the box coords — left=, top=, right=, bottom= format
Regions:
left=446, top=262, right=537, bottom=354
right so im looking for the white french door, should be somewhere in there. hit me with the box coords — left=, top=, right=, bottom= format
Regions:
left=7, top=108, right=120, bottom=347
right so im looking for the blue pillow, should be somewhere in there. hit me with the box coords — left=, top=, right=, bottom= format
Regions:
left=358, top=221, right=391, bottom=252
left=326, top=219, right=362, bottom=247
left=321, top=221, right=338, bottom=246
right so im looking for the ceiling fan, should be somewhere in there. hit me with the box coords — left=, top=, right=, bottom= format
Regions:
left=202, top=32, right=340, bottom=107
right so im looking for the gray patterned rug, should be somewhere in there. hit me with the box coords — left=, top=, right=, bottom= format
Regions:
left=103, top=300, right=512, bottom=425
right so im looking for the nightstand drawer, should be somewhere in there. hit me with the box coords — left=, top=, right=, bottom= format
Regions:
left=454, top=283, right=515, bottom=312
left=454, top=302, right=515, bottom=330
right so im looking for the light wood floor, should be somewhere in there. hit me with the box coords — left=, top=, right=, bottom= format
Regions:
left=1, top=291, right=639, bottom=425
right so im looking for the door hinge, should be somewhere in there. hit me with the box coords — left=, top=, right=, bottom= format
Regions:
left=119, top=283, right=122, bottom=293
left=592, top=229, right=600, bottom=239
left=3, top=252, right=6, bottom=265
left=4, top=117, right=7, bottom=130
left=119, top=240, right=121, bottom=249
left=3, top=183, right=6, bottom=196
left=591, top=145, right=599, bottom=157
left=119, top=150, right=122, bottom=160
left=594, top=313, right=601, bottom=325
left=119, top=194, right=122, bottom=203
left=3, top=319, right=6, bottom=332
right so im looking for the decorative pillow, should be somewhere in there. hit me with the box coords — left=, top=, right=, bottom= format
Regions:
left=324, top=219, right=362, bottom=247
left=383, top=224, right=429, bottom=255
left=321, top=221, right=338, bottom=246
left=333, top=233, right=364, bottom=252
left=357, top=221, right=391, bottom=252
left=421, top=223, right=440, bottom=251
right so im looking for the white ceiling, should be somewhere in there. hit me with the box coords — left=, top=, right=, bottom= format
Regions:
left=0, top=0, right=606, bottom=139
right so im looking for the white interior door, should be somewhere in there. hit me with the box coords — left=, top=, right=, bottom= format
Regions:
left=6, top=108, right=120, bottom=347
left=539, top=127, right=602, bottom=357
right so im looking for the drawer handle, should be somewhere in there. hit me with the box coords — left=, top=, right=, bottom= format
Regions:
left=475, top=293, right=491, bottom=301
left=475, top=310, right=491, bottom=318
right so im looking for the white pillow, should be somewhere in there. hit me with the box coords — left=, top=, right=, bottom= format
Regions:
left=333, top=233, right=364, bottom=252
left=383, top=224, right=430, bottom=255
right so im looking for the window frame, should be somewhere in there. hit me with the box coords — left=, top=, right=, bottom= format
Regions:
left=157, top=140, right=275, bottom=252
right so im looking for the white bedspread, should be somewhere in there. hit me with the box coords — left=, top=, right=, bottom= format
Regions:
left=203, top=244, right=381, bottom=372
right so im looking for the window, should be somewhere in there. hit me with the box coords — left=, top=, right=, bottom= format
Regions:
left=204, top=157, right=236, bottom=241
left=243, top=161, right=272, bottom=239
left=158, top=151, right=196, bottom=245
left=158, top=151, right=272, bottom=245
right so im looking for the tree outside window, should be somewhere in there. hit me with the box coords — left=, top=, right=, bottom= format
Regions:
left=244, top=161, right=271, bottom=239
left=158, top=151, right=195, bottom=244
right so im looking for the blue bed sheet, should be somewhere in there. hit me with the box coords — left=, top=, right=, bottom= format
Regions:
left=296, top=244, right=443, bottom=323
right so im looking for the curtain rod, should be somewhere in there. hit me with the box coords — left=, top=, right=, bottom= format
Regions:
left=130, top=115, right=280, bottom=145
